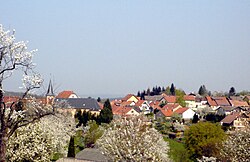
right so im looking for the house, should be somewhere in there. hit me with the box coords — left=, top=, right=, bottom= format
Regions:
left=184, top=95, right=196, bottom=109
left=145, top=95, right=164, bottom=102
left=206, top=96, right=218, bottom=109
left=121, top=94, right=139, bottom=103
left=134, top=100, right=151, bottom=114
left=155, top=109, right=173, bottom=120
left=57, top=90, right=78, bottom=99
left=229, top=99, right=248, bottom=107
left=149, top=101, right=161, bottom=110
left=174, top=108, right=195, bottom=120
left=213, top=97, right=231, bottom=107
left=55, top=98, right=101, bottom=117
left=120, top=101, right=136, bottom=107
left=194, top=97, right=208, bottom=110
left=243, top=96, right=250, bottom=104
left=113, top=106, right=140, bottom=117
left=216, top=106, right=247, bottom=116
left=162, top=94, right=177, bottom=104
left=220, top=112, right=249, bottom=130
left=162, top=103, right=182, bottom=112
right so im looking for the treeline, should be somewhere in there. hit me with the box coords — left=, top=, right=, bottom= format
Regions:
left=137, top=86, right=166, bottom=97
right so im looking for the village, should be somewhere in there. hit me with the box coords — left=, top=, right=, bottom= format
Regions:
left=3, top=81, right=250, bottom=161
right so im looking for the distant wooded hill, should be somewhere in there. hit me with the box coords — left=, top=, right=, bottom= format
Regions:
left=4, top=91, right=43, bottom=98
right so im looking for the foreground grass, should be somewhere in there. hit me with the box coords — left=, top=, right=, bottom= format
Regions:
left=164, top=137, right=191, bottom=162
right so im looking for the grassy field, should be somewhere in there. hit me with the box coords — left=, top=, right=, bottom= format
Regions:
left=164, top=137, right=191, bottom=162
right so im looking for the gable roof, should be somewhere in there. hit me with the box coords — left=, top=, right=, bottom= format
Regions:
left=164, top=95, right=176, bottom=103
left=57, top=91, right=76, bottom=98
left=206, top=96, right=217, bottom=107
left=229, top=100, right=249, bottom=107
left=160, top=109, right=173, bottom=117
left=75, top=148, right=110, bottom=162
left=184, top=95, right=195, bottom=101
left=145, top=95, right=164, bottom=102
left=121, top=94, right=137, bottom=102
left=213, top=97, right=231, bottom=106
left=162, top=103, right=181, bottom=111
left=134, top=100, right=149, bottom=107
left=56, top=98, right=100, bottom=111
left=174, top=107, right=189, bottom=114
left=220, top=113, right=240, bottom=124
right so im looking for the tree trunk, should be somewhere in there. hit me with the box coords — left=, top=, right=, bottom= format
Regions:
left=0, top=85, right=7, bottom=162
left=0, top=132, right=7, bottom=162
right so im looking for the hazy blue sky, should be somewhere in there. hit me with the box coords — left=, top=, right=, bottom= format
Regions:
left=0, top=1, right=250, bottom=97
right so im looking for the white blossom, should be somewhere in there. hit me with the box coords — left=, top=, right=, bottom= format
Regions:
left=97, top=115, right=170, bottom=162
left=220, top=127, right=250, bottom=162
left=7, top=113, right=76, bottom=162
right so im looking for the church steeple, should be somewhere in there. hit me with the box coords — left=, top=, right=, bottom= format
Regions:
left=46, top=79, right=55, bottom=105
left=46, top=79, right=54, bottom=97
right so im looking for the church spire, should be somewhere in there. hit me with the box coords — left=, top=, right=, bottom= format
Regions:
left=46, top=79, right=54, bottom=96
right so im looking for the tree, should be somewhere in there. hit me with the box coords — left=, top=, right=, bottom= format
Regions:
left=170, top=83, right=175, bottom=96
left=229, top=87, right=236, bottom=97
left=140, top=91, right=145, bottom=100
left=192, top=114, right=199, bottom=123
left=0, top=24, right=55, bottom=161
left=67, top=136, right=75, bottom=157
left=84, top=120, right=104, bottom=148
left=137, top=91, right=141, bottom=97
left=198, top=85, right=207, bottom=96
left=6, top=113, right=76, bottom=161
left=99, top=99, right=113, bottom=124
left=97, top=97, right=101, bottom=102
left=185, top=122, right=226, bottom=160
left=220, top=127, right=250, bottom=161
left=97, top=115, right=170, bottom=161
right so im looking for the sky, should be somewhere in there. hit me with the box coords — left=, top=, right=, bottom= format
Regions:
left=0, top=0, right=250, bottom=98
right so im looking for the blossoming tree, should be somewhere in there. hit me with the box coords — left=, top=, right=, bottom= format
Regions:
left=220, top=126, right=250, bottom=161
left=7, top=113, right=76, bottom=161
left=96, top=115, right=170, bottom=161
left=0, top=24, right=53, bottom=161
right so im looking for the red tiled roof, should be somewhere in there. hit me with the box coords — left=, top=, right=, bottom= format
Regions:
left=134, top=100, right=145, bottom=107
left=229, top=100, right=249, bottom=107
left=57, top=91, right=75, bottom=98
left=174, top=107, right=189, bottom=114
left=121, top=94, right=135, bottom=101
left=113, top=107, right=133, bottom=115
left=150, top=101, right=161, bottom=109
left=120, top=101, right=134, bottom=107
left=162, top=103, right=181, bottom=111
left=3, top=96, right=19, bottom=103
left=214, top=97, right=231, bottom=106
left=184, top=95, right=195, bottom=101
left=164, top=95, right=176, bottom=103
left=160, top=109, right=174, bottom=117
left=221, top=113, right=240, bottom=124
left=206, top=96, right=217, bottom=106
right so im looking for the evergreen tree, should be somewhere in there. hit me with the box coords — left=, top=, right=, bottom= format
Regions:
left=229, top=87, right=236, bottom=97
left=147, top=88, right=151, bottom=96
left=137, top=91, right=141, bottom=97
left=170, top=83, right=176, bottom=96
left=140, top=92, right=145, bottom=100
left=67, top=136, right=75, bottom=157
left=198, top=85, right=207, bottom=96
left=99, top=99, right=113, bottom=124
left=157, top=86, right=161, bottom=94
left=162, top=86, right=165, bottom=92
left=192, top=114, right=199, bottom=123
left=97, top=97, right=101, bottom=102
